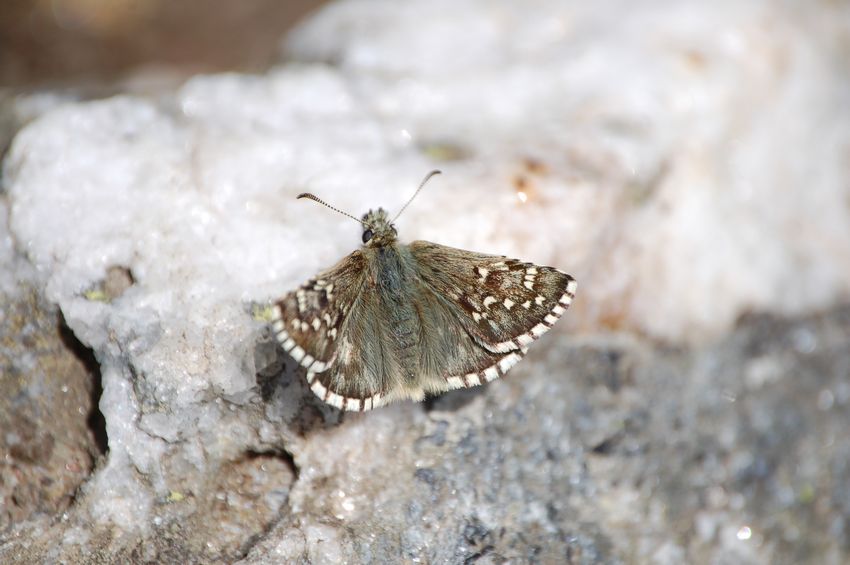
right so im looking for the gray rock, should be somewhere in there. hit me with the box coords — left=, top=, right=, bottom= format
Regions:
left=2, top=1, right=849, bottom=563
left=3, top=298, right=848, bottom=563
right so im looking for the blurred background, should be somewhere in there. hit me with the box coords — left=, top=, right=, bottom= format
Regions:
left=0, top=0, right=327, bottom=88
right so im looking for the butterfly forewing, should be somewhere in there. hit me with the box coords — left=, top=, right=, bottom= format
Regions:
left=271, top=250, right=366, bottom=375
left=409, top=241, right=577, bottom=356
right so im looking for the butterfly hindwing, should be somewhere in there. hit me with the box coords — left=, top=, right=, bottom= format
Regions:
left=302, top=287, right=396, bottom=411
left=408, top=278, right=531, bottom=393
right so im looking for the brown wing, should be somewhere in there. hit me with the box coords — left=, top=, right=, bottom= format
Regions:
left=300, top=285, right=398, bottom=411
left=408, top=241, right=577, bottom=356
left=271, top=250, right=366, bottom=374
left=273, top=249, right=402, bottom=411
left=271, top=241, right=577, bottom=412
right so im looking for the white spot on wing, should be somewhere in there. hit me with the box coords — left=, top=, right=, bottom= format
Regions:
left=446, top=376, right=464, bottom=389
left=544, top=314, right=558, bottom=325
left=291, top=345, right=306, bottom=363
left=483, top=296, right=497, bottom=307
left=531, top=323, right=548, bottom=338
left=310, top=377, right=327, bottom=397
left=345, top=398, right=361, bottom=411
left=498, top=353, right=521, bottom=374
left=490, top=340, right=518, bottom=353
left=524, top=281, right=534, bottom=290
left=465, top=373, right=482, bottom=386
left=483, top=367, right=499, bottom=382
left=517, top=334, right=534, bottom=347
left=503, top=298, right=515, bottom=309
left=326, top=391, right=344, bottom=409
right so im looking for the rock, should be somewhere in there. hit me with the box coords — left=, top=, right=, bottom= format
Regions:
left=1, top=0, right=849, bottom=563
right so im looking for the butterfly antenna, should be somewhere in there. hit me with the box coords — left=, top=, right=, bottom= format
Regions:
left=297, top=193, right=364, bottom=225
left=392, top=170, right=442, bottom=223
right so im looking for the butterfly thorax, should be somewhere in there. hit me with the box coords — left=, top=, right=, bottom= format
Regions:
left=360, top=208, right=397, bottom=247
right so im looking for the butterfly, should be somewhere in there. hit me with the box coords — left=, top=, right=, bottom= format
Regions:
left=271, top=171, right=577, bottom=411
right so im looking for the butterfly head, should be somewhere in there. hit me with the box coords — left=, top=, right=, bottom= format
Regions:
left=360, top=208, right=397, bottom=247
left=298, top=171, right=441, bottom=249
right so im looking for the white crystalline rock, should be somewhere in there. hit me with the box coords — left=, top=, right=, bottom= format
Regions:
left=286, top=0, right=850, bottom=340
left=0, top=201, right=19, bottom=295
left=86, top=367, right=159, bottom=531
left=4, top=67, right=431, bottom=529
left=2, top=0, right=850, bottom=535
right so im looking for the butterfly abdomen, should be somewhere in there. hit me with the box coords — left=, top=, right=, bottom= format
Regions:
left=366, top=244, right=423, bottom=385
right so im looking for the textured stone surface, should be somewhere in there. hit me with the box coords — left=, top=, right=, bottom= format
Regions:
left=1, top=0, right=849, bottom=563
left=238, top=307, right=850, bottom=564
left=0, top=286, right=102, bottom=532
left=3, top=303, right=848, bottom=563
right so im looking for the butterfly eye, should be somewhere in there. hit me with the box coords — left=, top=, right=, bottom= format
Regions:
left=362, top=229, right=373, bottom=243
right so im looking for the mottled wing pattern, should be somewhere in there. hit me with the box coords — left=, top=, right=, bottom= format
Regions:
left=409, top=240, right=576, bottom=391
left=272, top=240, right=577, bottom=412
left=272, top=250, right=397, bottom=411
left=300, top=288, right=396, bottom=411
left=406, top=280, right=529, bottom=395
left=271, top=249, right=366, bottom=378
